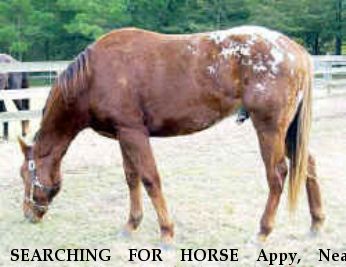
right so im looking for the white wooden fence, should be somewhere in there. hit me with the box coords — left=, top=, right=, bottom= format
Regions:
left=0, top=56, right=345, bottom=139
left=314, top=56, right=346, bottom=90
left=0, top=61, right=69, bottom=139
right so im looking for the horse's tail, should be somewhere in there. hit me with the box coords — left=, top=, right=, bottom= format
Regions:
left=286, top=55, right=313, bottom=212
left=56, top=47, right=91, bottom=104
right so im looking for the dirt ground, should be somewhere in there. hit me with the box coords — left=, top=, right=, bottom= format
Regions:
left=1, top=90, right=346, bottom=267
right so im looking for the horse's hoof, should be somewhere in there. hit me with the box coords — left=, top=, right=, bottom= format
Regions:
left=309, top=219, right=324, bottom=238
left=117, top=228, right=133, bottom=240
left=160, top=242, right=175, bottom=252
left=257, top=233, right=268, bottom=244
left=160, top=236, right=175, bottom=251
left=309, top=226, right=323, bottom=238
left=246, top=234, right=266, bottom=248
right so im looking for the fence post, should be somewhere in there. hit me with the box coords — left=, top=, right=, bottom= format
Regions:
left=325, top=61, right=332, bottom=94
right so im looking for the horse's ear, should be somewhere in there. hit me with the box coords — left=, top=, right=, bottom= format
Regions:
left=17, top=136, right=30, bottom=157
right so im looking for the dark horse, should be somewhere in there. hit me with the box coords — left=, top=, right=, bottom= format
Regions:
left=0, top=54, right=30, bottom=139
left=18, top=26, right=325, bottom=244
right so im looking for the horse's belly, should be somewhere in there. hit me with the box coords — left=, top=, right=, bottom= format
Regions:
left=147, top=101, right=239, bottom=137
left=148, top=116, right=218, bottom=137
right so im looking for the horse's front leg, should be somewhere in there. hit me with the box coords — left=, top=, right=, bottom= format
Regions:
left=120, top=145, right=143, bottom=235
left=118, top=127, right=174, bottom=244
left=253, top=118, right=288, bottom=242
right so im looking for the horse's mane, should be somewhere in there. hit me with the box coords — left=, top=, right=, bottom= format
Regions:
left=41, top=48, right=91, bottom=119
left=34, top=48, right=91, bottom=143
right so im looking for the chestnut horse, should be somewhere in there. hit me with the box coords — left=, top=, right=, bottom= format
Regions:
left=18, top=26, right=325, bottom=244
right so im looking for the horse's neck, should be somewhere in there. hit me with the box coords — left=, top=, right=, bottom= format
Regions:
left=34, top=100, right=81, bottom=178
left=34, top=118, right=78, bottom=186
left=34, top=127, right=73, bottom=163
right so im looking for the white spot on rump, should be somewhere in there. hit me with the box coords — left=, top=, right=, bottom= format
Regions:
left=220, top=46, right=238, bottom=58
left=207, top=65, right=216, bottom=75
left=208, top=25, right=283, bottom=45
left=288, top=53, right=295, bottom=62
left=187, top=44, right=198, bottom=55
left=253, top=63, right=268, bottom=73
left=209, top=31, right=231, bottom=44
left=208, top=25, right=288, bottom=75
left=220, top=41, right=252, bottom=59
left=270, top=47, right=284, bottom=74
left=255, top=83, right=266, bottom=92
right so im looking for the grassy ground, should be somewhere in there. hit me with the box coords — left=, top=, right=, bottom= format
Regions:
left=1, top=91, right=346, bottom=266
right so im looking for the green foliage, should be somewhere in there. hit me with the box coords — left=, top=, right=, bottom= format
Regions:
left=59, top=0, right=129, bottom=38
left=0, top=0, right=344, bottom=60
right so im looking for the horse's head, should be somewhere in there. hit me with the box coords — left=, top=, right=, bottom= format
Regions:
left=18, top=137, right=61, bottom=223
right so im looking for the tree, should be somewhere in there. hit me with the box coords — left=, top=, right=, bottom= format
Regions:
left=0, top=0, right=343, bottom=59
left=334, top=0, right=345, bottom=55
left=247, top=0, right=341, bottom=55
left=58, top=0, right=129, bottom=39
left=0, top=0, right=34, bottom=60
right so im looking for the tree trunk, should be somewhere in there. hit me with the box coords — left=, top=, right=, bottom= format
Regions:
left=335, top=0, right=342, bottom=55
left=45, top=40, right=50, bottom=61
left=216, top=0, right=222, bottom=29
left=17, top=16, right=22, bottom=61
left=335, top=36, right=342, bottom=55
left=313, top=33, right=320, bottom=55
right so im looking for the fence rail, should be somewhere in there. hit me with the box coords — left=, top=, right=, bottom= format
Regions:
left=0, top=61, right=70, bottom=73
left=0, top=56, right=345, bottom=137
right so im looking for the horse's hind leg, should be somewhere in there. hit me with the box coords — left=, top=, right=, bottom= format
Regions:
left=286, top=129, right=325, bottom=234
left=118, top=128, right=174, bottom=243
left=253, top=117, right=288, bottom=242
left=306, top=154, right=325, bottom=233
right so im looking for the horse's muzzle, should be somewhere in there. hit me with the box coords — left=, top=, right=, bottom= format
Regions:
left=24, top=209, right=43, bottom=223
